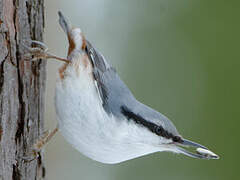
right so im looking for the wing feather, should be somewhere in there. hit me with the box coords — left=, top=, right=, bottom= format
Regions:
left=85, top=40, right=114, bottom=106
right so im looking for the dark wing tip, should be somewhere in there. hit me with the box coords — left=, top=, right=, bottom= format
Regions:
left=58, top=11, right=71, bottom=34
left=58, top=11, right=63, bottom=17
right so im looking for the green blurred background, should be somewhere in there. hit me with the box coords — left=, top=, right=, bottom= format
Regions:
left=44, top=0, right=239, bottom=179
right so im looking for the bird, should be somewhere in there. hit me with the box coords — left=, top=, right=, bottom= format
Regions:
left=25, top=11, right=219, bottom=164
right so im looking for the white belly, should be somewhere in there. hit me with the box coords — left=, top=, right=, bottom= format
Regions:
left=55, top=59, right=161, bottom=164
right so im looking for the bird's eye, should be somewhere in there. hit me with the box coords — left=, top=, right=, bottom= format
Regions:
left=155, top=126, right=163, bottom=135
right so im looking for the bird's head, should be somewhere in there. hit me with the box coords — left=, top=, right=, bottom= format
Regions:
left=121, top=106, right=219, bottom=160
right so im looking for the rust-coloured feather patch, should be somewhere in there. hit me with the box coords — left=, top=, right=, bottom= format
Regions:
left=59, top=63, right=68, bottom=80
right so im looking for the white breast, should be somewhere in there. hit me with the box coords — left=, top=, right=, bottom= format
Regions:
left=55, top=55, right=169, bottom=164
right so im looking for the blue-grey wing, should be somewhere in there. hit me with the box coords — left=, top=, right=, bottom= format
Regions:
left=85, top=41, right=180, bottom=139
left=85, top=40, right=134, bottom=113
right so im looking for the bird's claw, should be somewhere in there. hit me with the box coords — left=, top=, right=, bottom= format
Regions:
left=21, top=150, right=40, bottom=163
left=22, top=40, right=69, bottom=63
left=20, top=130, right=50, bottom=163
left=22, top=40, right=49, bottom=61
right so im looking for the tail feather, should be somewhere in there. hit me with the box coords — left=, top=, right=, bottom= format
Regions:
left=58, top=11, right=71, bottom=34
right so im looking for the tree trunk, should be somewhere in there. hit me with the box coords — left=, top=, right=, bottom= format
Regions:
left=0, top=0, right=46, bottom=179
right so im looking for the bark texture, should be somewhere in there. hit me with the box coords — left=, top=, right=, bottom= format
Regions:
left=0, top=0, right=46, bottom=179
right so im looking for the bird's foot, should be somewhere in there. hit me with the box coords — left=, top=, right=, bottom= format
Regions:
left=21, top=130, right=49, bottom=163
left=22, top=40, right=49, bottom=61
left=21, top=128, right=58, bottom=163
left=22, top=40, right=69, bottom=63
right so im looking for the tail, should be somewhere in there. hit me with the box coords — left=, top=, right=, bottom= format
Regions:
left=58, top=11, right=72, bottom=34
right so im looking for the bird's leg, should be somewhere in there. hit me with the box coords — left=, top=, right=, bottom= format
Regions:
left=23, top=40, right=69, bottom=63
left=33, top=126, right=59, bottom=151
left=23, top=127, right=59, bottom=163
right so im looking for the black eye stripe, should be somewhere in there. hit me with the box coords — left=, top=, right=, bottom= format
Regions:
left=121, top=106, right=182, bottom=142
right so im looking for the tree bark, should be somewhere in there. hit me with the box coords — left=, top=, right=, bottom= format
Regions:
left=0, top=0, right=46, bottom=179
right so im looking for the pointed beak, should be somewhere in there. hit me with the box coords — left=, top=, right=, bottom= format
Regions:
left=175, top=138, right=219, bottom=160
left=58, top=11, right=72, bottom=34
